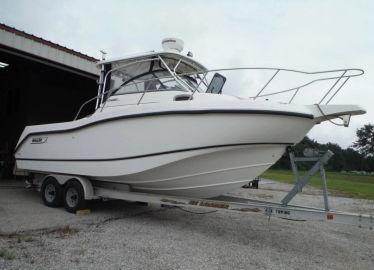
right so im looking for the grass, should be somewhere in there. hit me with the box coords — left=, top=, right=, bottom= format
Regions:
left=0, top=248, right=15, bottom=260
left=261, top=169, right=374, bottom=200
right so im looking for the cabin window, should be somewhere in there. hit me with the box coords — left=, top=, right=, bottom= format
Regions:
left=112, top=70, right=200, bottom=96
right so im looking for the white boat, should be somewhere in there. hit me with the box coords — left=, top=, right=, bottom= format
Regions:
left=14, top=38, right=366, bottom=198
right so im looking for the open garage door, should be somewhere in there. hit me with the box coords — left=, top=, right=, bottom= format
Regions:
left=0, top=48, right=98, bottom=179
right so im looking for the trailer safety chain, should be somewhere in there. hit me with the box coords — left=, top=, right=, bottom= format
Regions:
left=171, top=206, right=218, bottom=215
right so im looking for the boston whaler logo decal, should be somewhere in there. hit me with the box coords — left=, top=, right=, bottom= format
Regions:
left=31, top=137, right=48, bottom=144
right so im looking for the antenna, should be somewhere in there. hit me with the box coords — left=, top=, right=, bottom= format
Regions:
left=100, top=50, right=107, bottom=60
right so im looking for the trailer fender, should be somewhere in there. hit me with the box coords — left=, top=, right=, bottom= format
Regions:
left=42, top=174, right=96, bottom=200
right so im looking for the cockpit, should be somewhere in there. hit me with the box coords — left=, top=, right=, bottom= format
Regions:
left=94, top=39, right=227, bottom=110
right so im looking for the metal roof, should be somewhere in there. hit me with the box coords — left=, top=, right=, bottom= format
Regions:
left=0, top=23, right=99, bottom=76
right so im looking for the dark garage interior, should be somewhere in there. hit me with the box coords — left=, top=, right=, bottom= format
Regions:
left=0, top=47, right=98, bottom=179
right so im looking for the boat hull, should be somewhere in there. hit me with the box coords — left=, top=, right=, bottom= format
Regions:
left=111, top=144, right=286, bottom=198
left=15, top=112, right=314, bottom=197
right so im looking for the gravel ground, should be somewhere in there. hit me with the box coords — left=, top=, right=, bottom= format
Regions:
left=0, top=179, right=373, bottom=270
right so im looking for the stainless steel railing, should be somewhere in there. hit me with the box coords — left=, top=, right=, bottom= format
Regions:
left=74, top=58, right=364, bottom=120
left=185, top=67, right=363, bottom=102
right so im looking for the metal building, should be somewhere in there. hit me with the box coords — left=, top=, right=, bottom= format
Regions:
left=0, top=23, right=99, bottom=179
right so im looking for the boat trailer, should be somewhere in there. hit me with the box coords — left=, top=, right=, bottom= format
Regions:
left=30, top=148, right=373, bottom=229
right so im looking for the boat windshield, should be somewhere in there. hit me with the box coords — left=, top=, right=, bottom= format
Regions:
left=112, top=70, right=202, bottom=96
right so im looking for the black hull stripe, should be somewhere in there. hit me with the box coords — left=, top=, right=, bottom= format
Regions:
left=16, top=142, right=293, bottom=162
left=15, top=109, right=313, bottom=153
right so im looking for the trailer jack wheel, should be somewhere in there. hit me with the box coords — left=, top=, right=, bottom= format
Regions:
left=63, top=180, right=86, bottom=213
left=41, top=177, right=63, bottom=207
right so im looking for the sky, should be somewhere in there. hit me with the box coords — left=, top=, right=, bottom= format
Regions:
left=1, top=0, right=373, bottom=148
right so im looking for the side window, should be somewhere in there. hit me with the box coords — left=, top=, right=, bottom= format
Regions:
left=112, top=70, right=190, bottom=96
left=144, top=79, right=160, bottom=91
left=120, top=80, right=145, bottom=94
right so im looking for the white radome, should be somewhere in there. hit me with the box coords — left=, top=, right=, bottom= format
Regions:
left=161, top=37, right=184, bottom=52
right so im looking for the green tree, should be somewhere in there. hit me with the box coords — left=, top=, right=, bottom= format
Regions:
left=324, top=143, right=344, bottom=171
left=343, top=148, right=365, bottom=171
left=353, top=124, right=374, bottom=157
left=271, top=134, right=374, bottom=172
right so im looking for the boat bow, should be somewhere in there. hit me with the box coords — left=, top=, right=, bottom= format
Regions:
left=307, top=104, right=366, bottom=125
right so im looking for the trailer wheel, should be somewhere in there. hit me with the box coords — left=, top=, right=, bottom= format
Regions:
left=41, top=177, right=63, bottom=207
left=63, top=180, right=86, bottom=213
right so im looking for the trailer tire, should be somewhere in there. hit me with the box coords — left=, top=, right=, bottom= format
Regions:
left=63, top=180, right=86, bottom=213
left=41, top=177, right=63, bottom=207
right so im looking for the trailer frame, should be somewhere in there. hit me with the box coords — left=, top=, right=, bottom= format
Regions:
left=92, top=186, right=373, bottom=229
